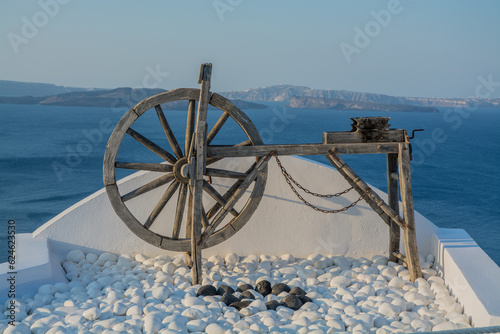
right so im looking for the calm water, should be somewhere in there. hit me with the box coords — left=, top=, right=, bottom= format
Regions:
left=1, top=103, right=499, bottom=265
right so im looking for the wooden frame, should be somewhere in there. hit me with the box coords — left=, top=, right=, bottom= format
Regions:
left=104, top=64, right=423, bottom=283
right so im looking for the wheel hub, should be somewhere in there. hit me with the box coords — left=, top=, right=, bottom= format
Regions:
left=173, top=157, right=191, bottom=184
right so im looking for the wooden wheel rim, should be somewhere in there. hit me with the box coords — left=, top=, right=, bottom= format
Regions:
left=103, top=88, right=267, bottom=251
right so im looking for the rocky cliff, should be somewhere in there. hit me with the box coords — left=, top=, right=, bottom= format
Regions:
left=222, top=85, right=499, bottom=108
left=287, top=96, right=439, bottom=112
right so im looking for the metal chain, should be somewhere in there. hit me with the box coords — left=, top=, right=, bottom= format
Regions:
left=270, top=151, right=368, bottom=214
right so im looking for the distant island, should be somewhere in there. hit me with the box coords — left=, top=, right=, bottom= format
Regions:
left=221, top=84, right=500, bottom=109
left=1, top=80, right=499, bottom=111
left=0, top=85, right=267, bottom=110
left=287, top=96, right=439, bottom=113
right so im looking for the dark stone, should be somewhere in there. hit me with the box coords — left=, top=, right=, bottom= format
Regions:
left=197, top=285, right=216, bottom=297
left=280, top=294, right=303, bottom=311
left=229, top=300, right=252, bottom=311
left=265, top=300, right=280, bottom=311
left=236, top=283, right=254, bottom=292
left=297, top=295, right=313, bottom=304
left=239, top=290, right=255, bottom=300
left=256, top=280, right=272, bottom=297
left=271, top=283, right=291, bottom=295
left=217, top=285, right=235, bottom=296
left=289, top=286, right=306, bottom=296
left=220, top=293, right=239, bottom=306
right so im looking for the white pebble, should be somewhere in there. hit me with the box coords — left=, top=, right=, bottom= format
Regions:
left=162, top=263, right=177, bottom=275
left=3, top=322, right=31, bottom=334
left=205, top=323, right=226, bottom=334
left=281, top=254, right=295, bottom=263
left=83, top=307, right=101, bottom=321
left=38, top=284, right=56, bottom=295
left=225, top=253, right=239, bottom=264
left=378, top=302, right=399, bottom=317
left=66, top=249, right=85, bottom=262
left=151, top=286, right=171, bottom=301
left=143, top=313, right=163, bottom=334
left=86, top=253, right=98, bottom=264
left=186, top=319, right=207, bottom=332
left=330, top=276, right=351, bottom=288
left=388, top=277, right=405, bottom=289
left=433, top=321, right=457, bottom=331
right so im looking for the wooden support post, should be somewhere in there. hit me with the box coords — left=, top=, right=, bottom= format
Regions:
left=387, top=153, right=400, bottom=263
left=398, top=143, right=422, bottom=281
left=190, top=63, right=212, bottom=285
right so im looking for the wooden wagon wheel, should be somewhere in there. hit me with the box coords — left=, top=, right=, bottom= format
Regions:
left=103, top=81, right=267, bottom=254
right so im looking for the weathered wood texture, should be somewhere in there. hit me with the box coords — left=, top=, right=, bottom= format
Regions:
left=126, top=128, right=176, bottom=164
left=144, top=181, right=180, bottom=229
left=115, top=162, right=173, bottom=172
left=185, top=100, right=196, bottom=154
left=326, top=150, right=410, bottom=231
left=191, top=63, right=212, bottom=285
left=156, top=105, right=183, bottom=159
left=323, top=130, right=405, bottom=144
left=173, top=183, right=187, bottom=239
left=208, top=143, right=398, bottom=158
left=200, top=156, right=269, bottom=246
left=207, top=112, right=229, bottom=145
left=398, top=143, right=422, bottom=281
left=121, top=174, right=174, bottom=202
left=387, top=153, right=400, bottom=262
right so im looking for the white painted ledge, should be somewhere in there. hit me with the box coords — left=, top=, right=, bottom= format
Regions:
left=0, top=233, right=67, bottom=303
left=434, top=228, right=500, bottom=327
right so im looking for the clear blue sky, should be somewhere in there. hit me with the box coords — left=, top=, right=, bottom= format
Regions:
left=1, top=0, right=499, bottom=98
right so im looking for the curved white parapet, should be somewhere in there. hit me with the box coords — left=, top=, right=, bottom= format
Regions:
left=1, top=156, right=498, bottom=325
left=32, top=156, right=439, bottom=259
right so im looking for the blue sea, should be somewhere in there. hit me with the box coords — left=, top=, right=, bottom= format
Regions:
left=1, top=103, right=499, bottom=265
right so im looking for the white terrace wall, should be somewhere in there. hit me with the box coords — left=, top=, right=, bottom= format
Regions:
left=32, top=156, right=439, bottom=260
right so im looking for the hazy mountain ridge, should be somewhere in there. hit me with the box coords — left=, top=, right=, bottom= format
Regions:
left=0, top=87, right=268, bottom=110
left=0, top=80, right=97, bottom=97
left=221, top=85, right=500, bottom=108
left=2, top=80, right=499, bottom=110
left=288, top=96, right=438, bottom=113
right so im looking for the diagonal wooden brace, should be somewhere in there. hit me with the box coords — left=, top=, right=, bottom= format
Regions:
left=326, top=149, right=411, bottom=231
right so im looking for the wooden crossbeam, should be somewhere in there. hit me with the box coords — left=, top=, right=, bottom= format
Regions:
left=326, top=149, right=411, bottom=231
left=207, top=143, right=399, bottom=158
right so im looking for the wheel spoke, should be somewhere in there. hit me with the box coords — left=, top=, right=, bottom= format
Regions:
left=200, top=157, right=268, bottom=244
left=115, top=162, right=173, bottom=172
left=126, top=128, right=177, bottom=164
left=121, top=173, right=174, bottom=202
left=172, top=183, right=187, bottom=239
left=155, top=105, right=183, bottom=159
left=205, top=168, right=247, bottom=180
left=201, top=207, right=209, bottom=230
left=207, top=112, right=229, bottom=145
left=185, top=100, right=196, bottom=155
left=144, top=181, right=180, bottom=229
left=206, top=162, right=257, bottom=220
left=203, top=180, right=239, bottom=217
left=185, top=186, right=193, bottom=239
